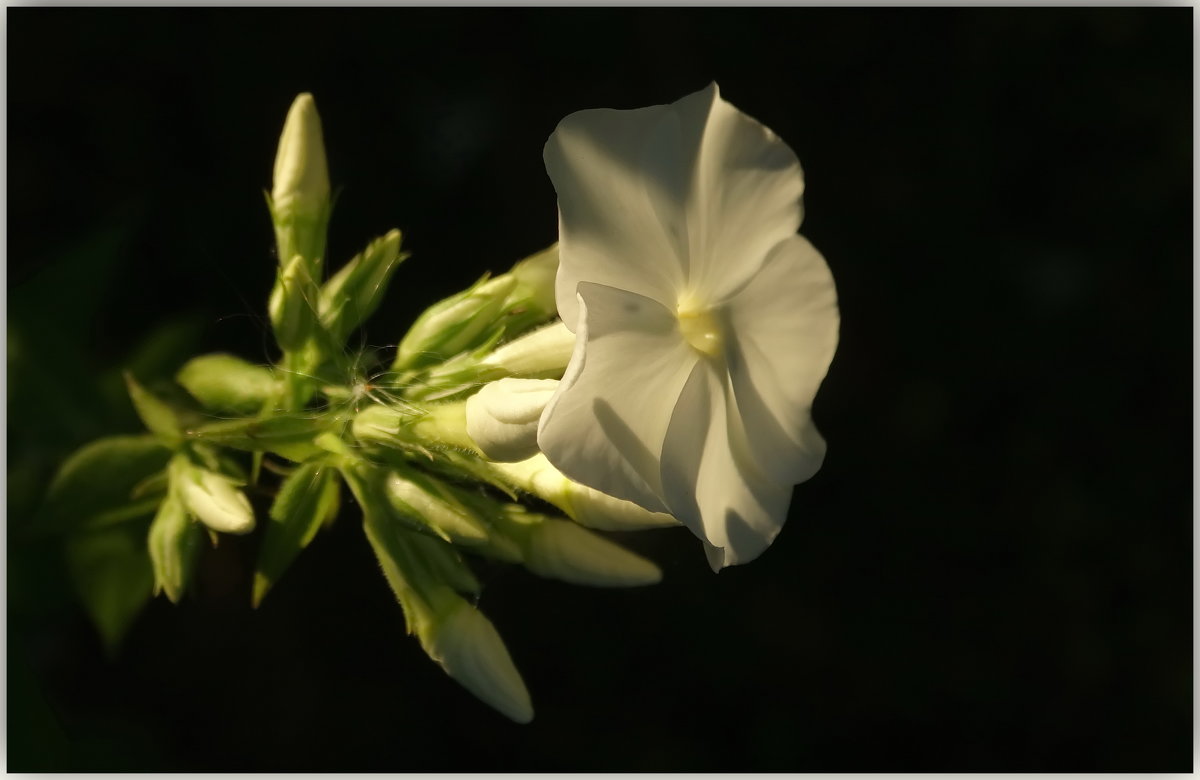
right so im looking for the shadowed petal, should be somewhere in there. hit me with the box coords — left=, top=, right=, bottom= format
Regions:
left=726, top=234, right=839, bottom=487
left=538, top=282, right=698, bottom=513
left=659, top=362, right=794, bottom=570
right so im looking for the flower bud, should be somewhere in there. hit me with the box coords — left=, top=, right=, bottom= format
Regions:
left=319, top=229, right=408, bottom=346
left=384, top=469, right=490, bottom=546
left=479, top=320, right=576, bottom=379
left=421, top=596, right=534, bottom=724
left=506, top=244, right=559, bottom=317
left=465, top=378, right=557, bottom=462
left=176, top=353, right=281, bottom=415
left=272, top=93, right=330, bottom=222
left=148, top=491, right=204, bottom=603
left=490, top=454, right=678, bottom=531
left=172, top=455, right=255, bottom=535
left=393, top=274, right=517, bottom=371
left=499, top=507, right=660, bottom=587
left=269, top=254, right=318, bottom=352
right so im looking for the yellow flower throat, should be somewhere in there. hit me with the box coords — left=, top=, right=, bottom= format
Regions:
left=676, top=302, right=724, bottom=359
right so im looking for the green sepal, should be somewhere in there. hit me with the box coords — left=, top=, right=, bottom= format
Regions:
left=39, top=434, right=173, bottom=535
left=176, top=353, right=281, bottom=415
left=147, top=490, right=204, bottom=603
left=65, top=518, right=156, bottom=655
left=319, top=230, right=409, bottom=346
left=124, top=372, right=184, bottom=446
left=252, top=460, right=341, bottom=607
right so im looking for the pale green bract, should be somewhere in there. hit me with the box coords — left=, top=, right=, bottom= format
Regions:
left=42, top=86, right=836, bottom=724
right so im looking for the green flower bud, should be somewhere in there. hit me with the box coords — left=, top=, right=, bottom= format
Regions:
left=171, top=454, right=255, bottom=535
left=420, top=596, right=533, bottom=724
left=506, top=243, right=559, bottom=318
left=319, top=229, right=409, bottom=345
left=272, top=93, right=329, bottom=220
left=176, top=353, right=281, bottom=415
left=383, top=468, right=490, bottom=547
left=393, top=274, right=517, bottom=372
left=497, top=507, right=660, bottom=587
left=269, top=254, right=319, bottom=353
left=269, top=93, right=332, bottom=279
left=147, top=491, right=204, bottom=603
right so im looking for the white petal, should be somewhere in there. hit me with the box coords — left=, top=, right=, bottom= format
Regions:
left=466, top=379, right=558, bottom=463
left=543, top=84, right=805, bottom=326
left=726, top=234, right=839, bottom=487
left=682, top=84, right=806, bottom=304
left=659, top=362, right=794, bottom=570
left=537, top=282, right=697, bottom=513
left=544, top=98, right=699, bottom=328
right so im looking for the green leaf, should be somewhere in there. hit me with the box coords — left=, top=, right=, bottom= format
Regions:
left=177, top=353, right=281, bottom=415
left=253, top=461, right=340, bottom=607
left=41, top=435, right=173, bottom=535
left=65, top=519, right=155, bottom=655
left=124, top=372, right=183, bottom=446
left=147, top=491, right=204, bottom=603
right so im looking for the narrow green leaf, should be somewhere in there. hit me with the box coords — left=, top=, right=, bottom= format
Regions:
left=41, top=435, right=172, bottom=534
left=253, top=461, right=340, bottom=607
left=65, top=519, right=155, bottom=655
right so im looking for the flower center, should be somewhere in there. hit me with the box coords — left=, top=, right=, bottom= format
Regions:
left=676, top=303, right=723, bottom=359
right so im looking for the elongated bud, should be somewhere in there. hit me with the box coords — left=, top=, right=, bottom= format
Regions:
left=269, top=254, right=319, bottom=352
left=507, top=244, right=559, bottom=317
left=421, top=597, right=534, bottom=724
left=480, top=320, right=576, bottom=379
left=498, top=507, right=660, bottom=587
left=272, top=93, right=330, bottom=222
left=148, top=491, right=204, bottom=603
left=384, top=469, right=490, bottom=546
left=465, top=378, right=557, bottom=462
left=177, top=353, right=281, bottom=415
left=490, top=454, right=678, bottom=531
left=319, top=230, right=408, bottom=345
left=270, top=93, right=331, bottom=279
left=393, top=274, right=517, bottom=371
left=172, top=454, right=255, bottom=535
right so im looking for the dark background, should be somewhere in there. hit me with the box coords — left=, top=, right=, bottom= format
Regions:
left=8, top=7, right=1192, bottom=771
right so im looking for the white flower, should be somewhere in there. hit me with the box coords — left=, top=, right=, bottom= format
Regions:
left=538, top=83, right=839, bottom=570
left=466, top=378, right=559, bottom=462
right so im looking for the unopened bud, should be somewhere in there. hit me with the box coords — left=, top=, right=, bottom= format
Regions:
left=480, top=320, right=576, bottom=379
left=319, top=230, right=408, bottom=345
left=465, top=378, right=557, bottom=462
left=384, top=469, right=490, bottom=546
left=393, top=274, right=517, bottom=371
left=148, top=491, right=204, bottom=603
left=272, top=93, right=330, bottom=222
left=172, top=455, right=255, bottom=535
left=177, top=353, right=280, bottom=415
left=421, top=596, right=534, bottom=724
left=499, top=507, right=660, bottom=587
left=506, top=244, right=559, bottom=318
left=490, top=454, right=678, bottom=531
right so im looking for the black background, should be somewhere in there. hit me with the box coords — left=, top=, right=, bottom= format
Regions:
left=8, top=7, right=1192, bottom=771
